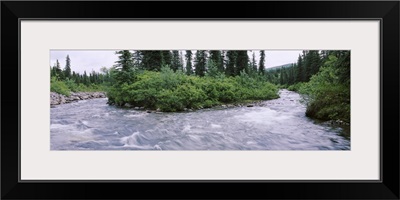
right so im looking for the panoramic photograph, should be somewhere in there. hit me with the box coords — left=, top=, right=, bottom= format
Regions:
left=50, top=50, right=350, bottom=150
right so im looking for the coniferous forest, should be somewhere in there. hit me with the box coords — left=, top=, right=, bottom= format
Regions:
left=50, top=50, right=350, bottom=123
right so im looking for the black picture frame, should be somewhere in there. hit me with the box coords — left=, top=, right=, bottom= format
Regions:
left=2, top=1, right=399, bottom=199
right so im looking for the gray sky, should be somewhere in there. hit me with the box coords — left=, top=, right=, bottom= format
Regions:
left=50, top=50, right=302, bottom=74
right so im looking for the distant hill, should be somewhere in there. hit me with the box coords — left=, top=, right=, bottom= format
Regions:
left=266, top=63, right=295, bottom=71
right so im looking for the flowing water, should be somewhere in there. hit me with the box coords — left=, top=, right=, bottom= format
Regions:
left=50, top=90, right=350, bottom=150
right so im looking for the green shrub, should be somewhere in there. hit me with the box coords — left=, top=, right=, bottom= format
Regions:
left=50, top=77, right=71, bottom=96
left=299, top=55, right=350, bottom=123
left=107, top=68, right=279, bottom=112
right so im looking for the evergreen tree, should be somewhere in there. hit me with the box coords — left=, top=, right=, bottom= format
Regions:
left=179, top=51, right=184, bottom=71
left=132, top=50, right=143, bottom=70
left=161, top=50, right=172, bottom=67
left=334, top=50, right=350, bottom=85
left=309, top=50, right=321, bottom=76
left=194, top=50, right=207, bottom=77
left=296, top=54, right=303, bottom=82
left=142, top=51, right=163, bottom=71
left=209, top=50, right=223, bottom=72
left=220, top=50, right=226, bottom=72
left=171, top=50, right=181, bottom=72
left=83, top=70, right=88, bottom=85
left=55, top=59, right=63, bottom=80
left=185, top=50, right=193, bottom=75
left=114, top=50, right=134, bottom=84
left=225, top=50, right=237, bottom=76
left=259, top=50, right=265, bottom=75
left=235, top=50, right=249, bottom=75
left=64, top=55, right=72, bottom=79
left=251, top=52, right=257, bottom=71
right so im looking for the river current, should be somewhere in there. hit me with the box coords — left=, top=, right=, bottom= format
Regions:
left=50, top=90, right=350, bottom=150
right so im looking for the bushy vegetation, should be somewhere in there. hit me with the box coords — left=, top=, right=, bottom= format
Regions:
left=107, top=66, right=278, bottom=112
left=287, top=82, right=306, bottom=92
left=50, top=77, right=71, bottom=96
left=51, top=76, right=107, bottom=96
left=296, top=52, right=350, bottom=123
left=50, top=54, right=112, bottom=95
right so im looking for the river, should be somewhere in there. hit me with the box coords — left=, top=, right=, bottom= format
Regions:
left=50, top=89, right=350, bottom=150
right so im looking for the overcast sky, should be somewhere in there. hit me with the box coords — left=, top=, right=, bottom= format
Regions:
left=50, top=50, right=302, bottom=74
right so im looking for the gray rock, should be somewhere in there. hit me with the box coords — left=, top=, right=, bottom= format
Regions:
left=247, top=104, right=254, bottom=107
left=124, top=103, right=132, bottom=108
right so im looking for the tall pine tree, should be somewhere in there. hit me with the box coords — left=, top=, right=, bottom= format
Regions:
left=251, top=51, right=257, bottom=72
left=296, top=54, right=303, bottom=82
left=185, top=50, right=193, bottom=75
left=142, top=51, right=163, bottom=71
left=209, top=50, right=223, bottom=72
left=235, top=51, right=249, bottom=75
left=225, top=50, right=237, bottom=76
left=259, top=50, right=265, bottom=75
left=64, top=55, right=72, bottom=79
left=194, top=50, right=207, bottom=77
left=114, top=50, right=134, bottom=84
left=171, top=50, right=181, bottom=72
left=161, top=50, right=172, bottom=67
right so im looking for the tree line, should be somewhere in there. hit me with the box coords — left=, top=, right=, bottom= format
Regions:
left=113, top=50, right=267, bottom=78
left=50, top=55, right=111, bottom=86
left=265, top=50, right=334, bottom=85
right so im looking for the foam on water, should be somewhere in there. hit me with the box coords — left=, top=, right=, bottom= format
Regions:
left=50, top=90, right=350, bottom=150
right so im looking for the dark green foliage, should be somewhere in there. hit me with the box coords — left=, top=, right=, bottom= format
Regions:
left=259, top=50, right=265, bottom=75
left=114, top=50, right=134, bottom=84
left=235, top=51, right=249, bottom=75
left=209, top=50, right=223, bottom=72
left=64, top=55, right=72, bottom=79
left=185, top=50, right=193, bottom=75
left=161, top=50, right=172, bottom=66
left=142, top=51, right=163, bottom=71
left=194, top=50, right=207, bottom=77
left=296, top=55, right=304, bottom=82
left=225, top=50, right=237, bottom=76
left=298, top=52, right=350, bottom=122
left=132, top=50, right=143, bottom=69
left=171, top=50, right=182, bottom=72
left=251, top=52, right=257, bottom=71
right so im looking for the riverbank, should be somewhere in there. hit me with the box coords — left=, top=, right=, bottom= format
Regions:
left=50, top=92, right=106, bottom=106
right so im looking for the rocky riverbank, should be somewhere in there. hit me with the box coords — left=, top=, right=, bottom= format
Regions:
left=50, top=92, right=106, bottom=106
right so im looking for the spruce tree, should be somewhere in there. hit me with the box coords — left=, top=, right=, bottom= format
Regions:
left=161, top=50, right=172, bottom=67
left=55, top=59, right=64, bottom=80
left=259, top=50, right=266, bottom=75
left=142, top=51, right=163, bottom=71
left=179, top=51, right=184, bottom=71
left=296, top=54, right=303, bottom=82
left=132, top=50, right=143, bottom=70
left=225, top=50, right=237, bottom=76
left=235, top=50, right=249, bottom=75
left=220, top=50, right=225, bottom=72
left=114, top=50, right=134, bottom=84
left=171, top=50, right=181, bottom=72
left=185, top=50, right=193, bottom=75
left=64, top=55, right=72, bottom=79
left=194, top=50, right=207, bottom=77
left=209, top=50, right=223, bottom=72
left=251, top=52, right=257, bottom=72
